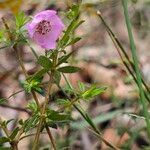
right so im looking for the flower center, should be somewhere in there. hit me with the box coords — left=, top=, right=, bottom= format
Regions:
left=35, top=20, right=51, bottom=35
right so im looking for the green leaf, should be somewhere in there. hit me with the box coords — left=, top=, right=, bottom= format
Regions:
left=47, top=110, right=71, bottom=122
left=57, top=51, right=73, bottom=66
left=73, top=20, right=85, bottom=31
left=0, top=137, right=9, bottom=145
left=24, top=115, right=39, bottom=133
left=38, top=56, right=53, bottom=70
left=78, top=81, right=85, bottom=92
left=60, top=17, right=84, bottom=47
left=56, top=99, right=70, bottom=107
left=82, top=86, right=107, bottom=99
left=53, top=70, right=61, bottom=85
left=46, top=121, right=57, bottom=129
left=63, top=84, right=75, bottom=95
left=9, top=127, right=19, bottom=140
left=60, top=35, right=70, bottom=47
left=67, top=37, right=81, bottom=46
left=27, top=69, right=47, bottom=82
left=58, top=66, right=80, bottom=73
left=15, top=12, right=29, bottom=29
left=71, top=110, right=121, bottom=129
left=26, top=101, right=38, bottom=112
left=23, top=80, right=41, bottom=93
left=66, top=4, right=80, bottom=20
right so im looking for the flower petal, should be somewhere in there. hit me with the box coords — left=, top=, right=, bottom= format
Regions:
left=49, top=15, right=64, bottom=40
left=33, top=32, right=56, bottom=49
left=26, top=10, right=57, bottom=38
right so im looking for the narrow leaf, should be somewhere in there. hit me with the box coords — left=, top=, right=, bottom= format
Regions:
left=9, top=127, right=19, bottom=140
left=0, top=137, right=9, bottom=144
left=57, top=51, right=74, bottom=66
left=53, top=70, right=61, bottom=85
left=67, top=37, right=81, bottom=46
left=38, top=56, right=52, bottom=70
left=28, top=69, right=47, bottom=81
left=58, top=66, right=80, bottom=73
left=47, top=110, right=71, bottom=122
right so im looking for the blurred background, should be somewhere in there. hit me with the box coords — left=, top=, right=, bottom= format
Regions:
left=0, top=0, right=150, bottom=149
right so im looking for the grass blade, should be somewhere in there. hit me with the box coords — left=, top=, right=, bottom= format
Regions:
left=122, top=0, right=150, bottom=140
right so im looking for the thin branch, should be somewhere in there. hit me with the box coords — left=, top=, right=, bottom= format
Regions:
left=1, top=90, right=24, bottom=102
left=87, top=128, right=120, bottom=150
left=57, top=76, right=119, bottom=150
left=19, top=132, right=47, bottom=141
left=0, top=104, right=30, bottom=114
left=97, top=11, right=150, bottom=101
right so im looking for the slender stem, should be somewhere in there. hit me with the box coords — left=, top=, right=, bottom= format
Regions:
left=103, top=22, right=150, bottom=102
left=14, top=44, right=56, bottom=149
left=45, top=125, right=57, bottom=150
left=32, top=116, right=44, bottom=150
left=60, top=75, right=119, bottom=150
left=58, top=85, right=119, bottom=150
left=0, top=104, right=30, bottom=114
left=1, top=17, right=13, bottom=41
left=33, top=86, right=56, bottom=150
left=14, top=45, right=28, bottom=78
left=33, top=75, right=56, bottom=149
left=20, top=132, right=47, bottom=141
left=32, top=91, right=41, bottom=108
left=27, top=41, right=39, bottom=60
left=32, top=73, right=56, bottom=150
left=122, top=0, right=150, bottom=140
left=62, top=73, right=73, bottom=89
left=58, top=97, right=79, bottom=112
left=88, top=128, right=120, bottom=150
left=1, top=90, right=24, bottom=101
left=97, top=11, right=150, bottom=102
left=16, top=45, right=56, bottom=149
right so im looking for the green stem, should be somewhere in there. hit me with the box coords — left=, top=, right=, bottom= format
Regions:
left=27, top=41, right=39, bottom=60
left=32, top=50, right=58, bottom=150
left=62, top=73, right=73, bottom=89
left=26, top=42, right=57, bottom=150
left=14, top=45, right=56, bottom=150
left=60, top=75, right=119, bottom=150
left=32, top=116, right=44, bottom=150
left=19, top=132, right=47, bottom=141
left=122, top=0, right=150, bottom=140
left=32, top=73, right=56, bottom=150
left=14, top=45, right=28, bottom=78
left=97, top=11, right=150, bottom=102
left=103, top=21, right=150, bottom=102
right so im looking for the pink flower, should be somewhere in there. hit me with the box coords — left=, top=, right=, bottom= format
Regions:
left=26, top=10, right=64, bottom=49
